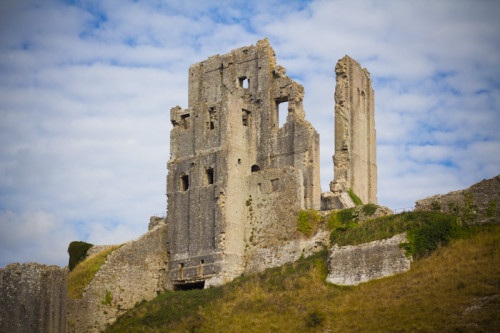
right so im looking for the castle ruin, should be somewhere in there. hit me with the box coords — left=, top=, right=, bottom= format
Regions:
left=1, top=39, right=380, bottom=332
left=166, top=39, right=376, bottom=289
left=332, top=56, right=377, bottom=204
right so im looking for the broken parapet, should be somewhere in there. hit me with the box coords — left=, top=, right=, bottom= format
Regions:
left=326, top=233, right=410, bottom=286
left=0, top=263, right=67, bottom=333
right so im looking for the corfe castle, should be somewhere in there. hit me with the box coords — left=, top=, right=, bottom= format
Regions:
left=166, top=38, right=376, bottom=289
left=2, top=39, right=497, bottom=332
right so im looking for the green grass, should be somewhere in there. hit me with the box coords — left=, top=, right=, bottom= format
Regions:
left=330, top=211, right=463, bottom=257
left=67, top=245, right=121, bottom=299
left=106, top=224, right=500, bottom=332
left=348, top=188, right=363, bottom=206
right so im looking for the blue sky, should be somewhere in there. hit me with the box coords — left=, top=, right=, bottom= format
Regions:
left=1, top=0, right=499, bottom=267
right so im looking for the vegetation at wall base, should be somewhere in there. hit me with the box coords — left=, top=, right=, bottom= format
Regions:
left=297, top=209, right=322, bottom=235
left=67, top=241, right=93, bottom=271
left=106, top=224, right=500, bottom=332
left=348, top=188, right=363, bottom=206
left=67, top=245, right=121, bottom=299
left=361, top=203, right=378, bottom=216
left=330, top=211, right=467, bottom=258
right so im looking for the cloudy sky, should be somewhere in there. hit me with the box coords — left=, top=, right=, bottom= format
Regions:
left=1, top=0, right=499, bottom=268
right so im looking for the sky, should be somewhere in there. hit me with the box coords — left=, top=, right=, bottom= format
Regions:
left=1, top=0, right=499, bottom=268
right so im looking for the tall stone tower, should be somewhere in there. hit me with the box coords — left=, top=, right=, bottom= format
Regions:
left=333, top=56, right=377, bottom=204
left=166, top=39, right=320, bottom=289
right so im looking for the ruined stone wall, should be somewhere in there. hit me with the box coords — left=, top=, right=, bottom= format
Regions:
left=333, top=56, right=377, bottom=204
left=67, top=224, right=168, bottom=332
left=0, top=263, right=67, bottom=333
left=166, top=39, right=321, bottom=288
left=326, top=233, right=410, bottom=286
left=415, top=175, right=500, bottom=225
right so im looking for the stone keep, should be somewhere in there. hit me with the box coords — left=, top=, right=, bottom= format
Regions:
left=166, top=39, right=321, bottom=289
left=333, top=56, right=377, bottom=204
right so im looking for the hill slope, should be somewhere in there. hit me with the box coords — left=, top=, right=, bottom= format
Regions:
left=106, top=225, right=499, bottom=332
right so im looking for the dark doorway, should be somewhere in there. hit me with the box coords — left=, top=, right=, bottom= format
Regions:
left=174, top=281, right=205, bottom=291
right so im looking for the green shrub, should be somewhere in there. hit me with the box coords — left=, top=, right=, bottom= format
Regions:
left=297, top=210, right=321, bottom=236
left=338, top=208, right=356, bottom=224
left=362, top=203, right=379, bottom=216
left=431, top=201, right=441, bottom=211
left=486, top=200, right=497, bottom=218
left=401, top=214, right=460, bottom=258
left=327, top=211, right=340, bottom=230
left=330, top=211, right=461, bottom=256
left=348, top=188, right=363, bottom=206
left=328, top=208, right=360, bottom=243
left=305, top=310, right=325, bottom=327
left=68, top=241, right=93, bottom=271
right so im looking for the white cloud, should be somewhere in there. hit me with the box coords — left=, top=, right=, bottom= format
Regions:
left=0, top=0, right=499, bottom=267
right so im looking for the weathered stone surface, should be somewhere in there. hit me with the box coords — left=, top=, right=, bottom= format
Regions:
left=321, top=178, right=355, bottom=210
left=166, top=39, right=321, bottom=288
left=415, top=175, right=500, bottom=225
left=148, top=216, right=166, bottom=231
left=85, top=245, right=117, bottom=259
left=66, top=224, right=168, bottom=333
left=326, top=233, right=410, bottom=286
left=0, top=263, right=67, bottom=333
left=245, top=229, right=330, bottom=273
left=332, top=56, right=377, bottom=204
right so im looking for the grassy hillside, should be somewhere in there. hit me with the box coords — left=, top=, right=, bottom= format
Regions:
left=67, top=245, right=121, bottom=298
left=106, top=223, right=499, bottom=332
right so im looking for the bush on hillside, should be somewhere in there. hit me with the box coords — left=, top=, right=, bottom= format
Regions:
left=68, top=241, right=93, bottom=271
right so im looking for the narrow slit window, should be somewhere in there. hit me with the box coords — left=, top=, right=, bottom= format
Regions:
left=178, top=263, right=184, bottom=279
left=180, top=174, right=189, bottom=191
left=242, top=109, right=251, bottom=127
left=276, top=100, right=288, bottom=128
left=205, top=168, right=214, bottom=185
left=207, top=107, right=216, bottom=130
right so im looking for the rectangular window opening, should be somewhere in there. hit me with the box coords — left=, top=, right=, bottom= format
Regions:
left=275, top=99, right=288, bottom=128
left=181, top=114, right=190, bottom=130
left=205, top=168, right=214, bottom=185
left=239, top=77, right=249, bottom=89
left=180, top=175, right=189, bottom=191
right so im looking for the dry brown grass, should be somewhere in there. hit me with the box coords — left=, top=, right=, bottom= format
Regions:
left=107, top=225, right=500, bottom=332
left=67, top=245, right=120, bottom=299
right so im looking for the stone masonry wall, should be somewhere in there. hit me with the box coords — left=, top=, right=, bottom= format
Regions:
left=243, top=166, right=324, bottom=273
left=326, top=233, right=410, bottom=286
left=0, top=263, right=67, bottom=333
left=166, top=39, right=321, bottom=288
left=415, top=175, right=500, bottom=225
left=67, top=223, right=168, bottom=332
left=333, top=56, right=377, bottom=204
